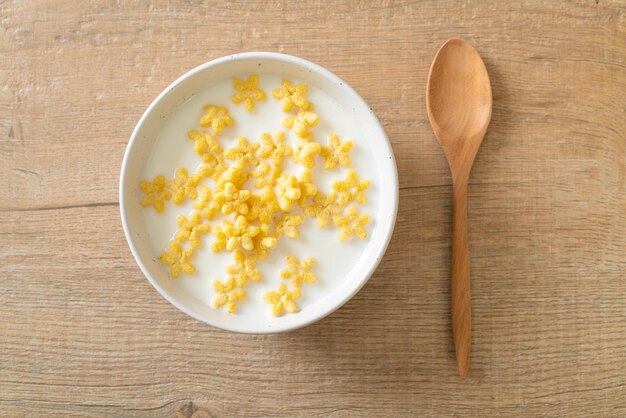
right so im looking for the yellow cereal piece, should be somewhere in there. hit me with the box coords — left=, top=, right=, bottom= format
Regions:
left=252, top=224, right=277, bottom=260
left=252, top=161, right=281, bottom=188
left=198, top=153, right=228, bottom=181
left=226, top=250, right=261, bottom=287
left=258, top=131, right=292, bottom=167
left=333, top=206, right=370, bottom=241
left=140, top=175, right=171, bottom=213
left=218, top=182, right=251, bottom=215
left=231, top=74, right=266, bottom=112
left=174, top=211, right=211, bottom=249
left=276, top=174, right=301, bottom=211
left=296, top=169, right=318, bottom=207
left=293, top=139, right=322, bottom=169
left=303, top=191, right=341, bottom=227
left=212, top=215, right=260, bottom=252
left=215, top=159, right=250, bottom=189
left=159, top=241, right=195, bottom=278
left=168, top=167, right=202, bottom=204
left=280, top=255, right=316, bottom=287
left=263, top=283, right=301, bottom=316
left=246, top=187, right=277, bottom=224
left=199, top=105, right=234, bottom=135
left=321, top=133, right=352, bottom=169
left=187, top=129, right=222, bottom=156
left=188, top=129, right=226, bottom=179
left=212, top=277, right=246, bottom=314
left=274, top=214, right=303, bottom=239
left=210, top=222, right=229, bottom=252
left=282, top=111, right=319, bottom=140
left=271, top=79, right=311, bottom=112
left=192, top=186, right=219, bottom=220
left=224, top=137, right=260, bottom=166
left=331, top=169, right=370, bottom=206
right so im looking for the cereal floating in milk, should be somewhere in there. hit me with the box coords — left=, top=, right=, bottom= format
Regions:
left=322, top=133, right=353, bottom=169
left=159, top=241, right=196, bottom=278
left=331, top=169, right=370, bottom=206
left=199, top=105, right=234, bottom=135
left=275, top=173, right=302, bottom=212
left=333, top=206, right=371, bottom=241
left=211, top=215, right=260, bottom=252
left=139, top=75, right=371, bottom=316
left=304, top=191, right=341, bottom=227
left=224, top=137, right=260, bottom=166
left=212, top=277, right=246, bottom=314
left=252, top=161, right=281, bottom=188
left=226, top=250, right=261, bottom=287
left=272, top=79, right=311, bottom=112
left=282, top=110, right=319, bottom=140
left=140, top=175, right=171, bottom=213
left=292, top=139, right=322, bottom=169
left=231, top=74, right=266, bottom=112
left=263, top=283, right=301, bottom=316
left=174, top=211, right=210, bottom=249
left=274, top=214, right=304, bottom=239
left=280, top=256, right=316, bottom=288
left=168, top=167, right=202, bottom=204
left=258, top=131, right=292, bottom=167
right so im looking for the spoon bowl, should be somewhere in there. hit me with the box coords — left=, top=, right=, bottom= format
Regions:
left=428, top=39, right=492, bottom=145
left=426, top=38, right=492, bottom=378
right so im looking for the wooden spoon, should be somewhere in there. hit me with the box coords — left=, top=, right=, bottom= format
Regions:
left=426, top=38, right=492, bottom=378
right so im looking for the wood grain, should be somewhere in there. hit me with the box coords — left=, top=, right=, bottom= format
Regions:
left=1, top=0, right=624, bottom=416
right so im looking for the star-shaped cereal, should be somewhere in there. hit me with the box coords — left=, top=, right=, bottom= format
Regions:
left=276, top=174, right=301, bottom=211
left=214, top=159, right=249, bottom=189
left=168, top=167, right=202, bottom=204
left=192, top=186, right=221, bottom=220
left=199, top=104, right=234, bottom=135
left=246, top=186, right=277, bottom=224
left=252, top=224, right=277, bottom=260
left=197, top=152, right=228, bottom=181
left=272, top=79, right=311, bottom=112
left=187, top=129, right=222, bottom=157
left=282, top=111, right=319, bottom=140
left=263, top=283, right=301, bottom=316
left=331, top=169, right=370, bottom=206
left=293, top=139, right=322, bottom=169
left=211, top=215, right=260, bottom=252
left=252, top=161, right=281, bottom=188
left=321, top=133, right=352, bottom=169
left=274, top=214, right=304, bottom=239
left=140, top=175, right=171, bottom=213
left=226, top=250, right=261, bottom=287
left=217, top=182, right=251, bottom=216
left=173, top=211, right=210, bottom=249
left=296, top=169, right=318, bottom=207
left=333, top=206, right=370, bottom=241
left=212, top=277, right=246, bottom=314
left=159, top=241, right=195, bottom=278
left=258, top=131, right=292, bottom=167
left=280, top=256, right=316, bottom=287
left=224, top=136, right=260, bottom=166
left=231, top=74, right=266, bottom=111
left=303, top=191, right=341, bottom=227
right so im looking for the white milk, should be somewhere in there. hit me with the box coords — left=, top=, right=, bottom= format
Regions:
left=141, top=74, right=379, bottom=318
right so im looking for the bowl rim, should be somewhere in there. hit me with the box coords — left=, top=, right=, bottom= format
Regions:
left=119, top=51, right=398, bottom=333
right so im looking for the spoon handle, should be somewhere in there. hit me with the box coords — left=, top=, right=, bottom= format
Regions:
left=452, top=180, right=471, bottom=378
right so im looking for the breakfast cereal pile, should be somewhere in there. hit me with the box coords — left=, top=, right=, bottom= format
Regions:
left=139, top=75, right=371, bottom=316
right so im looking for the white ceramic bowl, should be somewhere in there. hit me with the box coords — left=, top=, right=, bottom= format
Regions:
left=120, top=52, right=398, bottom=333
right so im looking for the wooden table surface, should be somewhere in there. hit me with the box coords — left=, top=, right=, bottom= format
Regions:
left=1, top=1, right=624, bottom=416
